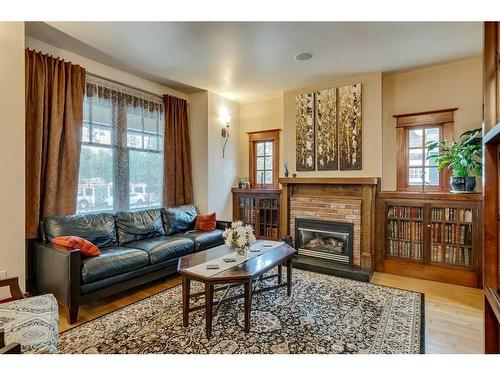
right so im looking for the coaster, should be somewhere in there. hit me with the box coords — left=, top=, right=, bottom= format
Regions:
left=262, top=243, right=273, bottom=248
left=249, top=247, right=261, bottom=253
left=223, top=257, right=236, bottom=262
left=206, top=264, right=220, bottom=269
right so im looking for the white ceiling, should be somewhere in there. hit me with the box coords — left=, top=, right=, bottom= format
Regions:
left=26, top=22, right=482, bottom=103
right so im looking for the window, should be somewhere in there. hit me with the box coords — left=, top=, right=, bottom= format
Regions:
left=395, top=108, right=456, bottom=192
left=407, top=127, right=440, bottom=187
left=248, top=129, right=280, bottom=188
left=255, top=141, right=274, bottom=185
left=77, top=75, right=164, bottom=213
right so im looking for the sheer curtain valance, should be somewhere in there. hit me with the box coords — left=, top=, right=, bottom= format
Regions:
left=78, top=75, right=165, bottom=213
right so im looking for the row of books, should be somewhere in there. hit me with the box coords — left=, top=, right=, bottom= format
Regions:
left=261, top=225, right=279, bottom=238
left=259, top=199, right=279, bottom=208
left=387, top=239, right=423, bottom=259
left=431, top=207, right=473, bottom=222
left=431, top=244, right=471, bottom=266
left=387, top=206, right=423, bottom=219
left=431, top=207, right=457, bottom=221
left=459, top=224, right=473, bottom=247
left=239, top=199, right=255, bottom=224
left=387, top=219, right=422, bottom=241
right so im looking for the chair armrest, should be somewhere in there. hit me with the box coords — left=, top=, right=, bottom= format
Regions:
left=216, top=220, right=231, bottom=230
left=0, top=277, right=24, bottom=300
left=34, top=241, right=81, bottom=310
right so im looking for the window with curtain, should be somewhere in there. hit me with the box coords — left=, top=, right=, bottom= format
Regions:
left=77, top=75, right=164, bottom=213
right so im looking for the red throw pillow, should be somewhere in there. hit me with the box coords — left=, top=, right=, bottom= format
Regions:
left=195, top=212, right=217, bottom=231
left=52, top=236, right=101, bottom=257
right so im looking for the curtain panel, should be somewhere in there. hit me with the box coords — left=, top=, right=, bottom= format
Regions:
left=25, top=49, right=86, bottom=238
left=163, top=94, right=193, bottom=206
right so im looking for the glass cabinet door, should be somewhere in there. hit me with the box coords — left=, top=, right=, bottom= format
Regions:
left=239, top=197, right=256, bottom=231
left=257, top=197, right=279, bottom=239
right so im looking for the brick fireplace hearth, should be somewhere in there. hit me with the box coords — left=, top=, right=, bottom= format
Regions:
left=279, top=177, right=379, bottom=281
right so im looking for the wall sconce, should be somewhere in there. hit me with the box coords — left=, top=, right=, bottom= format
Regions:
left=219, top=108, right=231, bottom=158
left=221, top=122, right=230, bottom=158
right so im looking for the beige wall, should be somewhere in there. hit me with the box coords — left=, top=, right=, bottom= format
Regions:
left=382, top=58, right=483, bottom=191
left=0, top=22, right=25, bottom=295
left=283, top=72, right=383, bottom=178
left=239, top=97, right=283, bottom=178
left=207, top=92, right=240, bottom=220
left=189, top=91, right=240, bottom=221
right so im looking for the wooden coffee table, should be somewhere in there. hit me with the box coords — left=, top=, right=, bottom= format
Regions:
left=177, top=242, right=296, bottom=339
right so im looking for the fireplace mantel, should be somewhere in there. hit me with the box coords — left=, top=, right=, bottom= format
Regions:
left=279, top=177, right=379, bottom=186
left=279, top=176, right=380, bottom=272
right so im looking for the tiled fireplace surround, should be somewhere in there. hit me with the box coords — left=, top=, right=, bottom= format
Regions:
left=279, top=178, right=380, bottom=271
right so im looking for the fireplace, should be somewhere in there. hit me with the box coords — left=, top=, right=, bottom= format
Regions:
left=295, top=219, right=353, bottom=266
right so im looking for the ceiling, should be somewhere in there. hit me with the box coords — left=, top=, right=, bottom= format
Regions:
left=26, top=22, right=482, bottom=103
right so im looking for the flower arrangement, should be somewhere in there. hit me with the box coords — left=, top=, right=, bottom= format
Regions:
left=223, top=221, right=256, bottom=256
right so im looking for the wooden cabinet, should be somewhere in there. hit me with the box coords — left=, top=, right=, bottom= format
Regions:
left=232, top=188, right=281, bottom=240
left=377, top=192, right=482, bottom=287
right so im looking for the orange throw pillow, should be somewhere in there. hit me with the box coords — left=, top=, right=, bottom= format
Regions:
left=52, top=236, right=101, bottom=257
left=195, top=212, right=217, bottom=231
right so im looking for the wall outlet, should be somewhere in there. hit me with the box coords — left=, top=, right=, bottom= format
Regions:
left=0, top=270, right=7, bottom=280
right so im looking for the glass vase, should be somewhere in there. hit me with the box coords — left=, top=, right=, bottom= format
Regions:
left=236, top=245, right=247, bottom=258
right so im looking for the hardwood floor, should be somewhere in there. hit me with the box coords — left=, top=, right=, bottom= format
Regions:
left=371, top=272, right=484, bottom=354
left=59, top=272, right=484, bottom=353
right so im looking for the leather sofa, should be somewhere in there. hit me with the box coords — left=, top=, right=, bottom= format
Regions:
left=33, top=204, right=229, bottom=323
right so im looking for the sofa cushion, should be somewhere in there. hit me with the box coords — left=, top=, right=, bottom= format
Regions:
left=52, top=236, right=101, bottom=257
left=115, top=208, right=165, bottom=245
left=0, top=294, right=59, bottom=354
left=162, top=204, right=198, bottom=235
left=179, top=229, right=224, bottom=251
left=43, top=213, right=117, bottom=248
left=126, top=236, right=194, bottom=264
left=81, top=246, right=149, bottom=283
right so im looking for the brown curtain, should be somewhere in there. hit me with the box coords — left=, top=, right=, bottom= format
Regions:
left=163, top=94, right=193, bottom=206
left=25, top=49, right=86, bottom=238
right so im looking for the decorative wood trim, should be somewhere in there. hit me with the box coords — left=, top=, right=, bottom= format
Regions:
left=279, top=177, right=379, bottom=186
left=395, top=108, right=457, bottom=192
left=279, top=178, right=380, bottom=270
left=378, top=191, right=483, bottom=202
left=231, top=188, right=281, bottom=194
left=483, top=21, right=500, bottom=353
left=248, top=130, right=281, bottom=189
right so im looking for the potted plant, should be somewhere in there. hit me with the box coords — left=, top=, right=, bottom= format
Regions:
left=426, top=128, right=482, bottom=193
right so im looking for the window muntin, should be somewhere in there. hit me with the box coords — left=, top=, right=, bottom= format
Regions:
left=255, top=141, right=273, bottom=185
left=77, top=76, right=164, bottom=213
left=407, top=127, right=441, bottom=187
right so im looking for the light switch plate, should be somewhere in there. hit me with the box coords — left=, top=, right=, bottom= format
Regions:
left=0, top=270, right=7, bottom=280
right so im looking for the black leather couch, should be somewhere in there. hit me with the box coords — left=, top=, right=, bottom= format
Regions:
left=33, top=204, right=229, bottom=323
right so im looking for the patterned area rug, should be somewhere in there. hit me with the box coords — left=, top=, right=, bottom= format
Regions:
left=59, top=269, right=424, bottom=354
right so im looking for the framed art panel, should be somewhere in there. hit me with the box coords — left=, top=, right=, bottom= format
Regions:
left=315, top=88, right=338, bottom=170
left=296, top=92, right=315, bottom=171
left=338, top=83, right=362, bottom=170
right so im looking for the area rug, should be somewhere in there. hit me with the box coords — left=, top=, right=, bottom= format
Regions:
left=59, top=269, right=424, bottom=354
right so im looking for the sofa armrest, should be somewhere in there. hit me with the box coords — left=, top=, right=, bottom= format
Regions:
left=216, top=220, right=231, bottom=230
left=34, top=241, right=81, bottom=310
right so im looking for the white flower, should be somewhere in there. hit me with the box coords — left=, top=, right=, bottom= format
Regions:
left=236, top=236, right=247, bottom=248
left=232, top=221, right=243, bottom=228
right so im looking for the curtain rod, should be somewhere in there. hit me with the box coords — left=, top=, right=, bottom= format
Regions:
left=86, top=72, right=184, bottom=101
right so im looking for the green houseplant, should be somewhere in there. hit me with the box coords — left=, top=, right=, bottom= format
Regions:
left=426, top=128, right=482, bottom=193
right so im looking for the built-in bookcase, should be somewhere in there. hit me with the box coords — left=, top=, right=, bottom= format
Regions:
left=386, top=205, right=423, bottom=260
left=429, top=207, right=473, bottom=267
left=377, top=192, right=482, bottom=287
